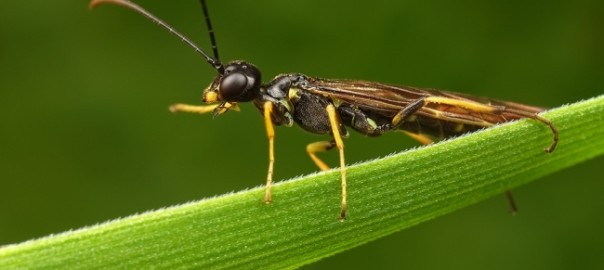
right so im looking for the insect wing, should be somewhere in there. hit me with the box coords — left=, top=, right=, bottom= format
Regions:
left=304, top=78, right=545, bottom=128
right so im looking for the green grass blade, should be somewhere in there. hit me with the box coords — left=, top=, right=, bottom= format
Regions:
left=1, top=95, right=603, bottom=269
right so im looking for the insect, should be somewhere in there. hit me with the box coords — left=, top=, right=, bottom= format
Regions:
left=91, top=0, right=558, bottom=219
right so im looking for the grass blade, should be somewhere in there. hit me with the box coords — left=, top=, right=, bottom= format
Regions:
left=1, top=95, right=603, bottom=269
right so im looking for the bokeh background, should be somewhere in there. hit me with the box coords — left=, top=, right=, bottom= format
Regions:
left=1, top=0, right=602, bottom=269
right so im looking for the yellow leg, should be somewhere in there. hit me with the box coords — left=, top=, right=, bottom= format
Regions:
left=392, top=96, right=557, bottom=153
left=263, top=101, right=275, bottom=204
left=169, top=103, right=219, bottom=114
left=424, top=96, right=501, bottom=112
left=325, top=104, right=347, bottom=220
left=401, top=131, right=434, bottom=145
left=169, top=102, right=240, bottom=115
left=424, top=97, right=557, bottom=152
left=306, top=141, right=336, bottom=171
left=422, top=97, right=528, bottom=214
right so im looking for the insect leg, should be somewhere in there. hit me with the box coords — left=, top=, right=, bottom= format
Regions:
left=505, top=190, right=518, bottom=215
left=169, top=103, right=220, bottom=114
left=306, top=141, right=336, bottom=171
left=423, top=96, right=558, bottom=153
left=263, top=101, right=275, bottom=204
left=394, top=106, right=521, bottom=212
left=401, top=131, right=434, bottom=145
left=424, top=97, right=523, bottom=214
left=503, top=108, right=559, bottom=153
left=414, top=96, right=546, bottom=214
left=391, top=98, right=426, bottom=127
left=393, top=97, right=523, bottom=213
left=392, top=98, right=438, bottom=143
left=326, top=104, right=347, bottom=220
left=169, top=103, right=240, bottom=115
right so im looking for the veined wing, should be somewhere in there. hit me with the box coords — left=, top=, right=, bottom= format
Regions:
left=303, top=77, right=545, bottom=127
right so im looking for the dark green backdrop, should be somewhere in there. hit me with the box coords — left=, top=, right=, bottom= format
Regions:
left=1, top=0, right=602, bottom=269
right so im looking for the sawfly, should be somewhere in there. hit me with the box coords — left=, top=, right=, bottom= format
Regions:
left=90, top=0, right=559, bottom=219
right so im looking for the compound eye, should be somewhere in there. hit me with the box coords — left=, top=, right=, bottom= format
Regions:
left=220, top=72, right=248, bottom=101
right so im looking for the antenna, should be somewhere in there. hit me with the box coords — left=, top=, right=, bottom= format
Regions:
left=90, top=0, right=225, bottom=73
left=200, top=0, right=220, bottom=62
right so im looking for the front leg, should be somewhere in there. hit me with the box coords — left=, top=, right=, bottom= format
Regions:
left=169, top=103, right=219, bottom=114
left=169, top=102, right=239, bottom=115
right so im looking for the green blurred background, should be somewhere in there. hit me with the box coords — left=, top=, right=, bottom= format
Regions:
left=1, top=0, right=602, bottom=269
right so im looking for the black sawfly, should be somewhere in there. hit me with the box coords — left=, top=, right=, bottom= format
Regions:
left=90, top=0, right=558, bottom=219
